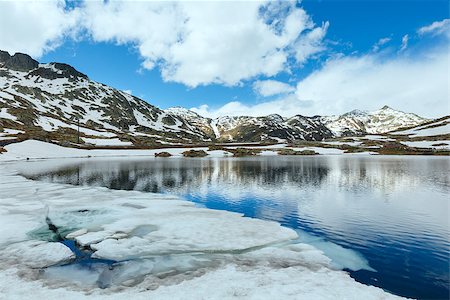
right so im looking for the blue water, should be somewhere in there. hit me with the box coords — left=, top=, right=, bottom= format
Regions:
left=22, top=156, right=450, bottom=299
left=60, top=240, right=116, bottom=267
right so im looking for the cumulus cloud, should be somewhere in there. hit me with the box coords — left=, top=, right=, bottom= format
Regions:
left=0, top=0, right=80, bottom=57
left=253, top=80, right=295, bottom=97
left=417, top=19, right=450, bottom=36
left=192, top=43, right=449, bottom=118
left=0, top=1, right=328, bottom=87
left=80, top=1, right=328, bottom=87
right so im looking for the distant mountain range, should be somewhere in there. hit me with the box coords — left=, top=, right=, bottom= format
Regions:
left=0, top=50, right=433, bottom=146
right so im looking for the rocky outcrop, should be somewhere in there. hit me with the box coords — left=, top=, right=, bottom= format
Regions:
left=3, top=52, right=38, bottom=72
left=29, top=63, right=88, bottom=81
left=0, top=50, right=11, bottom=63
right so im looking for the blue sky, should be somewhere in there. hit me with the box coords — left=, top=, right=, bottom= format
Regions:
left=1, top=0, right=449, bottom=118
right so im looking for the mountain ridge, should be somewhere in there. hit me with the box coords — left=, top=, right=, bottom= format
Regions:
left=0, top=50, right=433, bottom=146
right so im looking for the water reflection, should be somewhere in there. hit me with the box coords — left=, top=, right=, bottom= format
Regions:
left=19, top=156, right=450, bottom=299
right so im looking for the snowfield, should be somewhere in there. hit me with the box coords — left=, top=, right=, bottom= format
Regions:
left=0, top=140, right=378, bottom=162
left=0, top=142, right=405, bottom=299
left=400, top=140, right=450, bottom=150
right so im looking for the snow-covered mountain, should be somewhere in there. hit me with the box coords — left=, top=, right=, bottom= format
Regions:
left=390, top=115, right=450, bottom=138
left=0, top=50, right=431, bottom=146
left=321, top=106, right=428, bottom=136
left=0, top=51, right=213, bottom=146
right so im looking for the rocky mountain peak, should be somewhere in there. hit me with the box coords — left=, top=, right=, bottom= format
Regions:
left=342, top=109, right=367, bottom=117
left=0, top=50, right=11, bottom=63
left=1, top=51, right=38, bottom=72
left=266, top=114, right=284, bottom=123
left=28, top=62, right=88, bottom=81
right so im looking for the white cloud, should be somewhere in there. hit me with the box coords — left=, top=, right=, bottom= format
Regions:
left=193, top=44, right=449, bottom=119
left=294, top=21, right=329, bottom=64
left=372, top=37, right=391, bottom=52
left=190, top=94, right=309, bottom=118
left=253, top=80, right=295, bottom=97
left=122, top=89, right=132, bottom=95
left=80, top=1, right=327, bottom=87
left=400, top=34, right=409, bottom=52
left=0, top=1, right=328, bottom=87
left=417, top=19, right=450, bottom=36
left=0, top=0, right=80, bottom=57
left=294, top=47, right=448, bottom=118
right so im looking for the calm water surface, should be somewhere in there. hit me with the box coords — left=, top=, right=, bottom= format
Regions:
left=21, top=156, right=450, bottom=299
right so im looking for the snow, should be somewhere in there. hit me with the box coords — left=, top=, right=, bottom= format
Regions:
left=322, top=140, right=362, bottom=146
left=292, top=146, right=345, bottom=155
left=0, top=107, right=17, bottom=121
left=260, top=150, right=278, bottom=156
left=356, top=135, right=396, bottom=142
left=393, top=123, right=450, bottom=137
left=133, top=110, right=155, bottom=129
left=82, top=138, right=133, bottom=146
left=400, top=140, right=450, bottom=150
left=36, top=116, right=117, bottom=137
left=3, top=240, right=75, bottom=268
left=0, top=162, right=403, bottom=299
left=210, top=119, right=220, bottom=138
left=0, top=140, right=380, bottom=163
left=223, top=144, right=289, bottom=150
left=36, top=115, right=72, bottom=131
left=0, top=128, right=25, bottom=136
left=0, top=140, right=220, bottom=161
left=322, top=107, right=427, bottom=135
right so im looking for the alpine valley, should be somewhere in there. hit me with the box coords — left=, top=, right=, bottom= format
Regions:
left=0, top=51, right=448, bottom=151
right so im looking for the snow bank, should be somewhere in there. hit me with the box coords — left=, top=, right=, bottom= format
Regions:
left=3, top=240, right=75, bottom=268
left=0, top=108, right=17, bottom=121
left=393, top=123, right=450, bottom=137
left=82, top=138, right=133, bottom=146
left=0, top=163, right=403, bottom=299
left=0, top=128, right=25, bottom=136
left=322, top=140, right=362, bottom=147
left=0, top=140, right=210, bottom=161
left=1, top=140, right=373, bottom=163
left=401, top=140, right=450, bottom=150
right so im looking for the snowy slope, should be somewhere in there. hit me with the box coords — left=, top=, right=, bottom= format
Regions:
left=322, top=106, right=428, bottom=136
left=0, top=52, right=212, bottom=146
left=391, top=116, right=450, bottom=137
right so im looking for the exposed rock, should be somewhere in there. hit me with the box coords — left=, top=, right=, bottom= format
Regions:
left=29, top=63, right=88, bottom=82
left=182, top=149, right=208, bottom=157
left=278, top=149, right=318, bottom=155
left=4, top=53, right=38, bottom=72
left=155, top=151, right=172, bottom=157
left=0, top=50, right=11, bottom=63
left=226, top=147, right=262, bottom=157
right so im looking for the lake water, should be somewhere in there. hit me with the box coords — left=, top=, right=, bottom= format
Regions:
left=21, top=156, right=449, bottom=299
